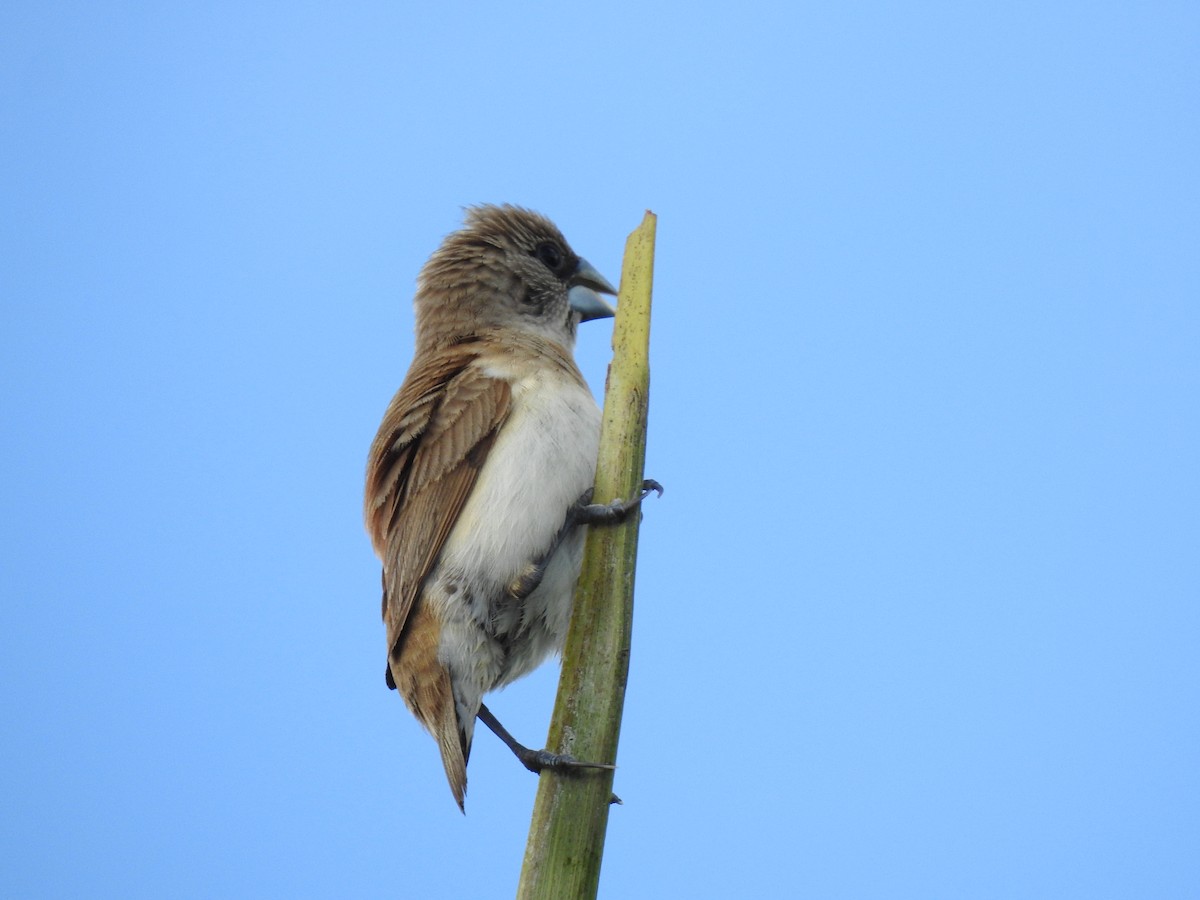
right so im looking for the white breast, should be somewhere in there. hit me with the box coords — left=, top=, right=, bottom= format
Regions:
left=429, top=365, right=601, bottom=715
left=441, top=368, right=600, bottom=583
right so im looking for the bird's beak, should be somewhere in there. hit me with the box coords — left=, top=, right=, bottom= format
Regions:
left=568, top=257, right=617, bottom=322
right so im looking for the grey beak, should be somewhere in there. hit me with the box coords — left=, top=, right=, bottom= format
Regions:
left=568, top=257, right=617, bottom=322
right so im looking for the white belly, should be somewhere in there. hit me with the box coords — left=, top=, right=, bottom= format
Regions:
left=428, top=368, right=601, bottom=727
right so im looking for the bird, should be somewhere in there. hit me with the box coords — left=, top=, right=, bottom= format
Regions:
left=364, top=205, right=659, bottom=810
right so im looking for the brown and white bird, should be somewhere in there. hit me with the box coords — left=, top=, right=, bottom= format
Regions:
left=364, top=205, right=657, bottom=810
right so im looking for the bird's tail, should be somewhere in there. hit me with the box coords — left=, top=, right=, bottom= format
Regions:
left=390, top=604, right=471, bottom=811
left=430, top=678, right=470, bottom=812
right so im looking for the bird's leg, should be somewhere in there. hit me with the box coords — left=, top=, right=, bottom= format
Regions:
left=572, top=479, right=663, bottom=526
left=507, top=479, right=663, bottom=600
left=511, top=481, right=661, bottom=603
left=482, top=480, right=660, bottom=803
left=477, top=703, right=621, bottom=804
left=477, top=703, right=614, bottom=773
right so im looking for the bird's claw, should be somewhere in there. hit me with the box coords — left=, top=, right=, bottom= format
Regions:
left=573, top=478, right=663, bottom=525
left=518, top=749, right=622, bottom=805
left=639, top=479, right=664, bottom=500
left=517, top=748, right=616, bottom=774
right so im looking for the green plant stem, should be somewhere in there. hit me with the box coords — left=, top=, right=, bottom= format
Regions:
left=516, top=211, right=657, bottom=900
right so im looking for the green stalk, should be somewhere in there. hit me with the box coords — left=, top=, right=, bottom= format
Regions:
left=516, top=212, right=657, bottom=899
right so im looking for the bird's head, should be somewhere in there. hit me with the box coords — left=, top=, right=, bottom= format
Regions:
left=414, top=205, right=616, bottom=351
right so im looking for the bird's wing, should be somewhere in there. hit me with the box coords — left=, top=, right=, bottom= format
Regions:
left=364, top=344, right=512, bottom=677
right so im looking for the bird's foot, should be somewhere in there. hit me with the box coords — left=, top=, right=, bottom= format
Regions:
left=477, top=704, right=620, bottom=803
left=573, top=479, right=663, bottom=525
left=514, top=747, right=615, bottom=775
left=516, top=749, right=623, bottom=805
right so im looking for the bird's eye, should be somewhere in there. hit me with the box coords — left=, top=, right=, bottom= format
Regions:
left=534, top=241, right=564, bottom=272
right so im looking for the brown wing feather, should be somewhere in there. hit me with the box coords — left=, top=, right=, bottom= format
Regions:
left=364, top=344, right=511, bottom=676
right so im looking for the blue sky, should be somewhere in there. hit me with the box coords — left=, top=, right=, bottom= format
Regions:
left=3, top=2, right=1198, bottom=897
